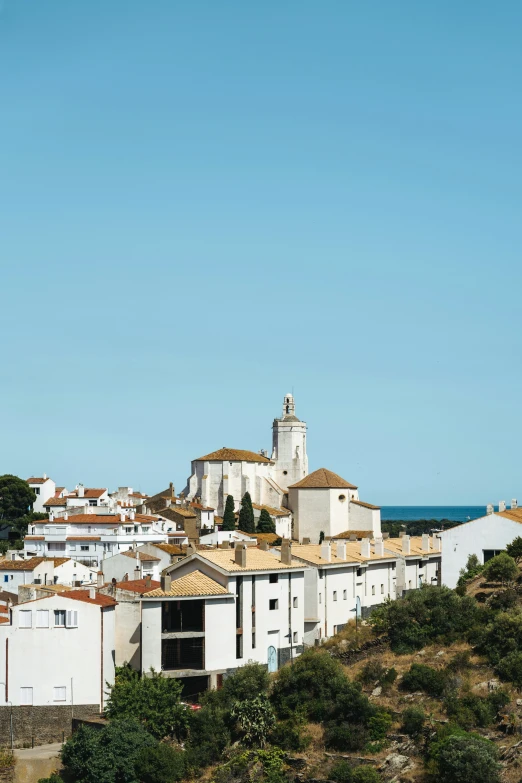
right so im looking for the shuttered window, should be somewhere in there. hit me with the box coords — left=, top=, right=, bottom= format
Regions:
left=66, top=610, right=78, bottom=628
left=19, top=610, right=32, bottom=628
left=53, top=686, right=66, bottom=702
left=36, top=610, right=49, bottom=628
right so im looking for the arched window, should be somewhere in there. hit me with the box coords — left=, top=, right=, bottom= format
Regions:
left=286, top=405, right=290, bottom=414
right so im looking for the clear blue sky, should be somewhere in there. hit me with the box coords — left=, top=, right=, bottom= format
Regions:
left=1, top=1, right=521, bottom=505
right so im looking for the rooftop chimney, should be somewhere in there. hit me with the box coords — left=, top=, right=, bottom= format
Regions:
left=130, top=510, right=136, bottom=521
left=63, top=512, right=68, bottom=521
left=220, top=540, right=230, bottom=549
left=349, top=534, right=357, bottom=541
left=89, top=587, right=95, bottom=600
left=360, top=538, right=370, bottom=558
left=302, top=537, right=311, bottom=545
left=77, top=484, right=84, bottom=498
left=402, top=535, right=411, bottom=555
left=97, top=571, right=103, bottom=588
left=120, top=512, right=126, bottom=522
left=512, top=499, right=518, bottom=509
left=160, top=574, right=172, bottom=593
left=145, top=574, right=152, bottom=589
left=432, top=535, right=442, bottom=552
left=487, top=504, right=494, bottom=515
left=499, top=500, right=506, bottom=513
left=259, top=540, right=269, bottom=551
left=280, top=539, right=292, bottom=565
left=320, top=542, right=331, bottom=562
left=421, top=533, right=430, bottom=551
left=235, top=544, right=247, bottom=568
left=49, top=512, right=54, bottom=522
left=374, top=537, right=384, bottom=557
left=43, top=473, right=47, bottom=480
left=336, top=540, right=346, bottom=560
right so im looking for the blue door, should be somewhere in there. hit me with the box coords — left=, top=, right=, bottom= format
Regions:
left=267, top=645, right=277, bottom=673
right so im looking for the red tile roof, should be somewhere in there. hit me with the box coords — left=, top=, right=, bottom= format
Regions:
left=27, top=477, right=50, bottom=484
left=121, top=551, right=160, bottom=562
left=58, top=590, right=117, bottom=607
left=66, top=488, right=107, bottom=499
left=195, top=448, right=272, bottom=464
left=45, top=513, right=158, bottom=525
left=66, top=536, right=101, bottom=541
left=289, top=468, right=358, bottom=490
left=114, top=579, right=161, bottom=594
left=44, top=497, right=67, bottom=507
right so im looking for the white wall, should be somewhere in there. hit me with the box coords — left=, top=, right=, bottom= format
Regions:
left=0, top=595, right=114, bottom=708
left=349, top=503, right=381, bottom=536
left=141, top=601, right=162, bottom=672
left=31, top=479, right=55, bottom=513
left=440, top=514, right=521, bottom=588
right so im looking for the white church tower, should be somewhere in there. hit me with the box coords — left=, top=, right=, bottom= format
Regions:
left=271, top=393, right=308, bottom=492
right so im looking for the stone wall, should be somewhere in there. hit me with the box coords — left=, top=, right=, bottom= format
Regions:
left=278, top=645, right=304, bottom=668
left=0, top=705, right=100, bottom=748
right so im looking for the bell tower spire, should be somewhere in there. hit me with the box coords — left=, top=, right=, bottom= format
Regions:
left=271, top=393, right=308, bottom=492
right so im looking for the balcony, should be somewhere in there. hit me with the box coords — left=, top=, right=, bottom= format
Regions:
left=162, top=638, right=204, bottom=671
left=162, top=600, right=204, bottom=634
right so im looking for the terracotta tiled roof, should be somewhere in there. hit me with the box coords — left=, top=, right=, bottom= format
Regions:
left=350, top=499, right=380, bottom=510
left=332, top=530, right=376, bottom=539
left=121, top=550, right=161, bottom=562
left=66, top=536, right=101, bottom=541
left=27, top=477, right=50, bottom=484
left=55, top=488, right=65, bottom=496
left=151, top=543, right=184, bottom=555
left=24, top=536, right=45, bottom=541
left=144, top=570, right=230, bottom=597
left=58, top=590, right=117, bottom=607
left=289, top=541, right=392, bottom=566
left=195, top=548, right=303, bottom=573
left=115, top=578, right=161, bottom=594
left=498, top=508, right=522, bottom=524
left=195, top=448, right=272, bottom=464
left=251, top=503, right=291, bottom=517
left=66, top=489, right=107, bottom=499
left=237, top=530, right=279, bottom=543
left=43, top=497, right=67, bottom=507
left=51, top=558, right=70, bottom=567
left=214, top=516, right=223, bottom=525
left=0, top=557, right=50, bottom=571
left=165, top=507, right=197, bottom=518
left=0, top=617, right=9, bottom=624
left=289, top=468, right=357, bottom=490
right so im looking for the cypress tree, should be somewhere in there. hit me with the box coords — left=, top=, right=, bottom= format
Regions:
left=257, top=508, right=276, bottom=534
left=238, top=492, right=255, bottom=533
left=222, top=495, right=236, bottom=531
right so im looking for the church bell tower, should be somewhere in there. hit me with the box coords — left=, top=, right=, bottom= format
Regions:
left=271, top=393, right=308, bottom=492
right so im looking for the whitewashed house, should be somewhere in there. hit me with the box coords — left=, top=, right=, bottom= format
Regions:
left=26, top=476, right=57, bottom=514
left=101, top=548, right=162, bottom=584
left=0, top=589, right=116, bottom=711
left=440, top=503, right=518, bottom=588
left=383, top=535, right=442, bottom=592
left=141, top=544, right=306, bottom=697
left=99, top=577, right=160, bottom=669
left=23, top=509, right=166, bottom=567
left=43, top=485, right=110, bottom=514
left=252, top=504, right=292, bottom=539
left=288, top=468, right=381, bottom=543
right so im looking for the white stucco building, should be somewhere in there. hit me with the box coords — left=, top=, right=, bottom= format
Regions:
left=288, top=468, right=380, bottom=543
left=0, top=589, right=116, bottom=709
left=440, top=504, right=519, bottom=588
left=26, top=476, right=58, bottom=514
left=101, top=548, right=162, bottom=584
left=141, top=544, right=306, bottom=697
left=183, top=394, right=308, bottom=515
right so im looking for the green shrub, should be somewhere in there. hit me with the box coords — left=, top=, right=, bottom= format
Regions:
left=37, top=776, right=64, bottom=783
left=496, top=651, right=522, bottom=686
left=330, top=760, right=353, bottom=783
left=231, top=695, right=275, bottom=747
left=185, top=705, right=230, bottom=770
left=401, top=707, right=425, bottom=736
left=446, top=650, right=471, bottom=672
left=61, top=719, right=156, bottom=783
left=324, top=722, right=368, bottom=752
left=134, top=744, right=186, bottom=783
left=401, top=664, right=446, bottom=697
left=370, top=586, right=481, bottom=653
left=368, top=710, right=392, bottom=741
left=352, top=768, right=380, bottom=783
left=270, top=712, right=311, bottom=751
left=506, top=537, right=522, bottom=563
left=477, top=609, right=522, bottom=664
left=432, top=734, right=501, bottom=783
left=483, top=552, right=518, bottom=584
left=444, top=694, right=496, bottom=729
left=487, top=588, right=518, bottom=611
left=358, top=660, right=386, bottom=684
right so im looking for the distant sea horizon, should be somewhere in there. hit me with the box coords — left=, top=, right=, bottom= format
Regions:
left=380, top=506, right=486, bottom=523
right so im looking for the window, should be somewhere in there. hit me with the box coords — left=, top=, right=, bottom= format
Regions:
left=48, top=542, right=66, bottom=551
left=88, top=499, right=97, bottom=506
left=338, top=494, right=346, bottom=502
left=269, top=574, right=278, bottom=584
left=142, top=527, right=150, bottom=534
left=35, top=488, right=40, bottom=495
left=293, top=596, right=298, bottom=608
left=36, top=610, right=49, bottom=628
left=283, top=470, right=288, bottom=475
left=333, top=591, right=337, bottom=601
left=66, top=610, right=78, bottom=628
left=269, top=599, right=278, bottom=610
left=3, top=576, right=7, bottom=583
left=20, top=687, right=33, bottom=705
left=252, top=632, right=256, bottom=649
left=483, top=549, right=502, bottom=563
left=54, top=610, right=66, bottom=627
left=53, top=686, right=66, bottom=702
left=356, top=568, right=362, bottom=577
left=69, top=543, right=76, bottom=551
left=381, top=584, right=384, bottom=594
left=125, top=527, right=132, bottom=534
left=319, top=593, right=322, bottom=604
left=293, top=631, right=298, bottom=643
left=408, top=580, right=412, bottom=589
left=372, top=585, right=375, bottom=595
left=343, top=589, right=347, bottom=600
left=80, top=546, right=89, bottom=551
left=19, top=610, right=32, bottom=628
left=236, top=634, right=243, bottom=659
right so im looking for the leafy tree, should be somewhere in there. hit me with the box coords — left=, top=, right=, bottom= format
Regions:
left=60, top=719, right=156, bottom=783
left=496, top=651, right=522, bottom=686
left=330, top=762, right=379, bottom=783
left=185, top=705, right=230, bottom=770
left=0, top=475, right=36, bottom=535
left=222, top=495, right=236, bottom=531
left=478, top=609, right=522, bottom=664
left=37, top=776, right=64, bottom=783
left=238, top=492, right=255, bottom=533
left=483, top=552, right=518, bottom=584
left=506, top=536, right=522, bottom=563
left=432, top=734, right=501, bottom=783
left=319, top=530, right=325, bottom=544
left=401, top=707, right=425, bottom=737
left=211, top=661, right=270, bottom=708
left=270, top=710, right=311, bottom=751
left=231, top=694, right=276, bottom=747
left=351, top=769, right=380, bottom=783
left=257, top=508, right=276, bottom=534
left=368, top=710, right=392, bottom=740
left=105, top=665, right=188, bottom=739
left=370, top=585, right=482, bottom=653
left=134, top=743, right=186, bottom=783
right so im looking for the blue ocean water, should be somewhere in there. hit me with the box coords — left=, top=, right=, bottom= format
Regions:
left=380, top=506, right=486, bottom=523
